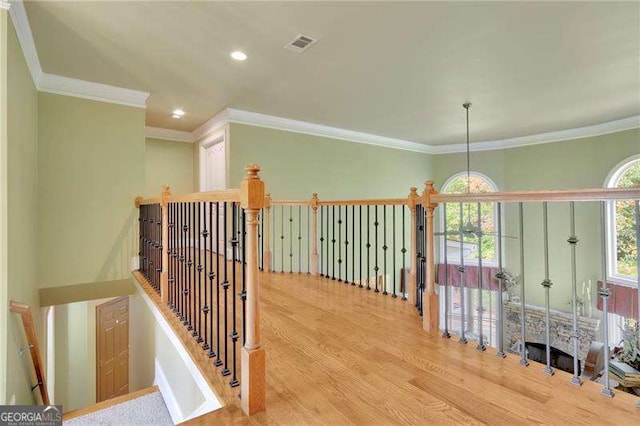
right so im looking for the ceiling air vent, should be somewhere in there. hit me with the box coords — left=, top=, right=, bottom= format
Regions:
left=284, top=34, right=317, bottom=53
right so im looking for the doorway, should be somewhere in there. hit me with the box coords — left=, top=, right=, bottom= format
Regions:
left=199, top=130, right=227, bottom=192
left=96, top=296, right=129, bottom=402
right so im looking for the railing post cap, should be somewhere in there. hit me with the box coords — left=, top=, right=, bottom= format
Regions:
left=245, top=164, right=261, bottom=180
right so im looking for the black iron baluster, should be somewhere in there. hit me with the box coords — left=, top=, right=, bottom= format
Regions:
left=183, top=203, right=190, bottom=325
left=298, top=205, right=302, bottom=274
left=392, top=205, right=397, bottom=298
left=230, top=203, right=239, bottom=387
left=214, top=202, right=223, bottom=367
left=367, top=205, right=371, bottom=290
left=338, top=205, right=342, bottom=282
left=190, top=202, right=196, bottom=334
left=359, top=205, right=363, bottom=288
left=158, top=204, right=163, bottom=291
left=201, top=202, right=209, bottom=349
left=345, top=205, right=349, bottom=284
left=289, top=206, right=293, bottom=273
left=332, top=206, right=336, bottom=280
left=374, top=205, right=379, bottom=292
left=207, top=202, right=215, bottom=358
left=307, top=206, right=310, bottom=274
left=326, top=205, right=329, bottom=277
left=241, top=208, right=247, bottom=346
left=352, top=205, right=356, bottom=285
left=383, top=205, right=388, bottom=295
left=221, top=202, right=230, bottom=377
left=196, top=202, right=203, bottom=342
left=401, top=205, right=406, bottom=300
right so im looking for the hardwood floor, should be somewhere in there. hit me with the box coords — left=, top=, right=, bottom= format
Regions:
left=178, top=269, right=639, bottom=425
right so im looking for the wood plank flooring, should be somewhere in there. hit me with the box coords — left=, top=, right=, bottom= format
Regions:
left=156, top=269, right=639, bottom=425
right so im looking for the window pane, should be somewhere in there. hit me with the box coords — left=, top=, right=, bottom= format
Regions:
left=614, top=160, right=639, bottom=277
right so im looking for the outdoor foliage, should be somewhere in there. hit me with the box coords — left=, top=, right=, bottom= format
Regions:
left=444, top=175, right=496, bottom=262
left=615, top=160, right=640, bottom=277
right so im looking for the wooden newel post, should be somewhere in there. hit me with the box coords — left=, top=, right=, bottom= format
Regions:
left=310, top=193, right=319, bottom=276
left=240, top=164, right=266, bottom=415
left=160, top=185, right=171, bottom=304
left=422, top=181, right=439, bottom=333
left=264, top=193, right=272, bottom=272
left=407, top=187, right=419, bottom=305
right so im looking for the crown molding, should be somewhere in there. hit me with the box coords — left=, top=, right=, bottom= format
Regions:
left=431, top=115, right=640, bottom=154
left=226, top=108, right=434, bottom=154
left=38, top=73, right=150, bottom=108
left=1, top=1, right=11, bottom=11
left=192, top=109, right=230, bottom=141
left=8, top=0, right=149, bottom=108
left=145, top=126, right=194, bottom=143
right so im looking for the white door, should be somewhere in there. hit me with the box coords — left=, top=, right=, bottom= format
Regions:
left=201, top=141, right=226, bottom=191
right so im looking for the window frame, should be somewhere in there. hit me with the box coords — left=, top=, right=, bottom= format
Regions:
left=604, top=154, right=640, bottom=288
left=439, top=171, right=500, bottom=268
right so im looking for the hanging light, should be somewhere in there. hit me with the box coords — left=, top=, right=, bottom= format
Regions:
left=461, top=102, right=479, bottom=236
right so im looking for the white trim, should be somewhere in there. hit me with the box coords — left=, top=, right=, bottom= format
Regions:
left=37, top=73, right=149, bottom=108
left=1, top=1, right=11, bottom=11
left=153, top=359, right=183, bottom=424
left=7, top=0, right=42, bottom=86
left=145, top=126, right=194, bottom=143
left=134, top=279, right=222, bottom=423
left=226, top=108, right=434, bottom=154
left=432, top=115, right=640, bottom=154
left=8, top=1, right=149, bottom=108
left=604, top=154, right=640, bottom=288
left=192, top=109, right=230, bottom=142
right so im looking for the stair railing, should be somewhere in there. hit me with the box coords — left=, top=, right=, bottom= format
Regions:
left=9, top=301, right=50, bottom=405
left=134, top=164, right=266, bottom=416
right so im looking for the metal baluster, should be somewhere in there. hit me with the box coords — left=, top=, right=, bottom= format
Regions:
left=442, top=203, right=450, bottom=338
left=196, top=202, right=203, bottom=341
left=345, top=205, right=349, bottom=284
left=307, top=206, right=310, bottom=274
left=326, top=205, right=330, bottom=277
left=352, top=205, right=356, bottom=286
left=338, top=205, right=343, bottom=281
left=289, top=206, right=293, bottom=273
left=367, top=205, right=371, bottom=290
left=519, top=203, right=529, bottom=366
left=230, top=203, right=239, bottom=387
left=201, top=203, right=209, bottom=349
left=221, top=202, right=231, bottom=376
left=281, top=205, right=284, bottom=273
left=459, top=202, right=467, bottom=344
left=568, top=202, right=581, bottom=384
left=179, top=204, right=184, bottom=320
left=359, top=206, right=363, bottom=288
left=272, top=204, right=276, bottom=273
left=207, top=202, right=215, bottom=358
left=402, top=205, right=407, bottom=300
left=298, top=205, right=302, bottom=274
left=541, top=202, right=554, bottom=375
left=332, top=205, right=336, bottom=280
left=476, top=203, right=486, bottom=351
left=392, top=205, right=397, bottom=298
left=496, top=203, right=506, bottom=358
left=599, top=201, right=614, bottom=397
left=242, top=208, right=247, bottom=346
left=383, top=205, right=388, bottom=295
left=183, top=203, right=190, bottom=326
left=320, top=206, right=324, bottom=277
left=190, top=203, right=197, bottom=334
left=375, top=205, right=380, bottom=292
left=214, top=202, right=223, bottom=367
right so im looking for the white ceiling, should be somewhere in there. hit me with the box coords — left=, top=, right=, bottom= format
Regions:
left=24, top=1, right=640, bottom=145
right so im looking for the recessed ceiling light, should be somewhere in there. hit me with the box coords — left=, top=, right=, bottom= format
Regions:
left=171, top=109, right=185, bottom=119
left=230, top=51, right=247, bottom=61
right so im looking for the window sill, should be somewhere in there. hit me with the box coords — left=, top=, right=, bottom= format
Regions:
left=607, top=275, right=639, bottom=288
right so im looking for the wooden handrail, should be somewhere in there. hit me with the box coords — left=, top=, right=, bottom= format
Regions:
left=429, top=187, right=640, bottom=204
left=9, top=301, right=50, bottom=405
left=135, top=189, right=241, bottom=207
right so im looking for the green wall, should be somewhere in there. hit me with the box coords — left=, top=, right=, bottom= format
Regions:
left=228, top=123, right=432, bottom=199
left=145, top=138, right=194, bottom=197
left=5, top=17, right=40, bottom=405
left=0, top=8, right=7, bottom=405
left=433, top=129, right=640, bottom=312
left=37, top=93, right=145, bottom=289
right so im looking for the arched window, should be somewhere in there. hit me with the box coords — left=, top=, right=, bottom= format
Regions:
left=606, top=155, right=640, bottom=284
left=440, top=171, right=499, bottom=266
